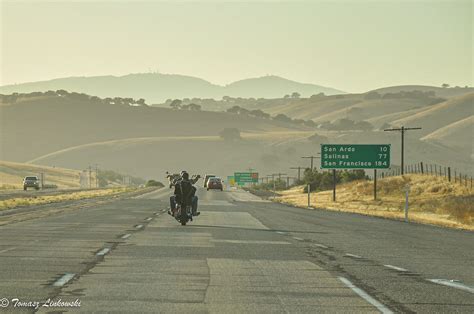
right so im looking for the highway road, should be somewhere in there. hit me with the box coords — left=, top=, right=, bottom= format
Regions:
left=0, top=186, right=472, bottom=313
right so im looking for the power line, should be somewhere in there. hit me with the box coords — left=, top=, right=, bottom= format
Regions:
left=384, top=126, right=422, bottom=175
left=301, top=155, right=320, bottom=170
left=290, top=166, right=305, bottom=182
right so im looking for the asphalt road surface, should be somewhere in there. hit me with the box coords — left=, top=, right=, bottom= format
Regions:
left=0, top=186, right=472, bottom=313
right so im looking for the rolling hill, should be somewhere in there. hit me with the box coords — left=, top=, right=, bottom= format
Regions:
left=421, top=116, right=474, bottom=156
left=392, top=93, right=474, bottom=136
left=1, top=87, right=472, bottom=180
left=0, top=73, right=344, bottom=103
left=0, top=92, right=309, bottom=162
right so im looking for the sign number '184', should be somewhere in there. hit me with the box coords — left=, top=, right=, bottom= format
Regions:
left=320, top=144, right=391, bottom=169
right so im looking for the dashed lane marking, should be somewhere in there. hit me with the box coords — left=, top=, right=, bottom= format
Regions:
left=0, top=247, right=16, bottom=254
left=384, top=264, right=408, bottom=272
left=211, top=239, right=291, bottom=245
left=121, top=234, right=131, bottom=239
left=53, top=273, right=75, bottom=287
left=275, top=231, right=286, bottom=235
left=292, top=237, right=304, bottom=241
left=344, top=253, right=362, bottom=259
left=135, top=224, right=144, bottom=229
left=145, top=217, right=152, bottom=221
left=96, top=248, right=110, bottom=256
left=338, top=277, right=393, bottom=314
left=313, top=243, right=328, bottom=249
left=428, top=279, right=474, bottom=294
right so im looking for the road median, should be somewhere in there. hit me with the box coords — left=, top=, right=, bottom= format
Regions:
left=0, top=187, right=156, bottom=212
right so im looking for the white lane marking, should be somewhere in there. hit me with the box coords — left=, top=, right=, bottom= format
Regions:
left=345, top=253, right=362, bottom=259
left=135, top=224, right=144, bottom=229
left=53, top=273, right=75, bottom=287
left=313, top=243, right=328, bottom=249
left=292, top=237, right=304, bottom=241
left=276, top=231, right=286, bottom=235
left=145, top=217, right=152, bottom=221
left=96, top=248, right=110, bottom=256
left=155, top=212, right=160, bottom=216
left=211, top=239, right=291, bottom=245
left=384, top=264, right=408, bottom=272
left=121, top=234, right=131, bottom=239
left=0, top=247, right=16, bottom=254
left=338, top=277, right=393, bottom=314
left=428, top=279, right=474, bottom=294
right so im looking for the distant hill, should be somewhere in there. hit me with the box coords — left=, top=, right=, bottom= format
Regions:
left=223, top=75, right=344, bottom=98
left=0, top=73, right=345, bottom=103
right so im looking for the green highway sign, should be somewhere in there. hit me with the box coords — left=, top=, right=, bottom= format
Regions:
left=234, top=172, right=259, bottom=183
left=321, top=144, right=391, bottom=169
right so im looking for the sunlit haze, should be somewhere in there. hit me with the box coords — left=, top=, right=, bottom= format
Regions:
left=1, top=0, right=472, bottom=92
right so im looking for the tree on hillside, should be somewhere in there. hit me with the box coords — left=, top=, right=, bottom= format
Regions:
left=441, top=83, right=450, bottom=88
left=284, top=94, right=290, bottom=99
left=273, top=113, right=293, bottom=123
left=291, top=92, right=301, bottom=99
left=308, top=132, right=328, bottom=143
left=226, top=105, right=241, bottom=114
left=188, top=103, right=201, bottom=111
left=250, top=109, right=270, bottom=119
left=304, top=120, right=317, bottom=128
left=310, top=92, right=325, bottom=99
left=364, top=91, right=381, bottom=100
left=169, top=99, right=182, bottom=109
left=136, top=98, right=147, bottom=106
left=44, top=90, right=56, bottom=97
left=219, top=128, right=241, bottom=141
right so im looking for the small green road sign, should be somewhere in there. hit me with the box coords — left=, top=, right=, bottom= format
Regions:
left=234, top=172, right=259, bottom=183
left=321, top=144, right=390, bottom=169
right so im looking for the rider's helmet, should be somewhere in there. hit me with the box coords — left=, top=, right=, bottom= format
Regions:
left=181, top=172, right=190, bottom=180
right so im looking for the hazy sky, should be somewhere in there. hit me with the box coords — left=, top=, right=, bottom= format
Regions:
left=1, top=0, right=472, bottom=92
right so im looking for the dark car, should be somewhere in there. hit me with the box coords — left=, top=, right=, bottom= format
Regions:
left=203, top=174, right=216, bottom=187
left=207, top=177, right=223, bottom=191
left=23, top=176, right=40, bottom=190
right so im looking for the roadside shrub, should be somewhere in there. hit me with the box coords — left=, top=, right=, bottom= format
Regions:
left=145, top=180, right=164, bottom=187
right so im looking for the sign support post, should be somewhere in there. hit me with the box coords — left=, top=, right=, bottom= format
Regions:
left=374, top=169, right=377, bottom=200
left=307, top=184, right=311, bottom=208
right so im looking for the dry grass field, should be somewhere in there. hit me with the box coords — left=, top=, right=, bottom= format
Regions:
left=275, top=174, right=473, bottom=230
left=0, top=187, right=134, bottom=211
left=0, top=160, right=82, bottom=189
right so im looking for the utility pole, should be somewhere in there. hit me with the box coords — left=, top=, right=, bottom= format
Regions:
left=95, top=164, right=99, bottom=188
left=384, top=126, right=422, bottom=175
left=301, top=156, right=320, bottom=170
left=270, top=173, right=287, bottom=192
left=88, top=165, right=92, bottom=189
left=290, top=166, right=304, bottom=182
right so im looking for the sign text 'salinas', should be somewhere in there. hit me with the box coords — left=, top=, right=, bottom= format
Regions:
left=321, top=144, right=390, bottom=169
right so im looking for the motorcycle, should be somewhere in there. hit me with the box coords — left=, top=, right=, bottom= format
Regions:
left=173, top=202, right=193, bottom=226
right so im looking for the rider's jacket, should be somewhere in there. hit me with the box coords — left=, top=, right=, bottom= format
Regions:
left=174, top=179, right=196, bottom=205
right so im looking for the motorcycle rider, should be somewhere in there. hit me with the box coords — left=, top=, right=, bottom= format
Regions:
left=169, top=171, right=200, bottom=216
